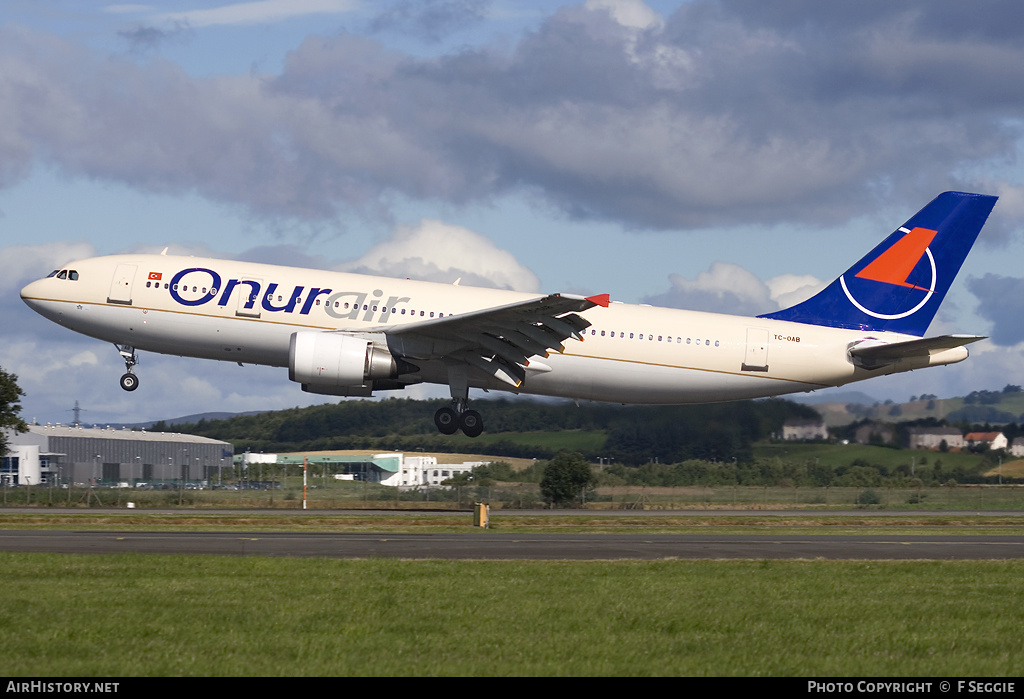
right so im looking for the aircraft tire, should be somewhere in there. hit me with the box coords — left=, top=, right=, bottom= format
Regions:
left=459, top=410, right=483, bottom=438
left=119, top=373, right=140, bottom=392
left=434, top=407, right=459, bottom=435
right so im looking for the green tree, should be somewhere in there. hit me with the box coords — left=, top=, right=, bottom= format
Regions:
left=0, top=368, right=28, bottom=456
left=539, top=451, right=596, bottom=507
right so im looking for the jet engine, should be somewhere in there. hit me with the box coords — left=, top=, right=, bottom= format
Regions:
left=288, top=331, right=409, bottom=389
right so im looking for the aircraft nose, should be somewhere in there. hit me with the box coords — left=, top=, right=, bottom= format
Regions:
left=21, top=278, right=49, bottom=312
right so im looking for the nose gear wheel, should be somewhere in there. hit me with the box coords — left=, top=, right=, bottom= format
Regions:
left=115, top=344, right=140, bottom=391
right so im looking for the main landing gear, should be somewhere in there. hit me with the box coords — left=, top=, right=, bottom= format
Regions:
left=434, top=399, right=483, bottom=438
left=116, top=344, right=140, bottom=392
left=435, top=365, right=484, bottom=437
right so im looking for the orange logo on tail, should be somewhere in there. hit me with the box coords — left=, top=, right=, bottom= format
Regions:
left=855, top=227, right=936, bottom=290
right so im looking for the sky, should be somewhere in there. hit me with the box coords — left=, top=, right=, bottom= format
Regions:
left=4, top=0, right=1024, bottom=426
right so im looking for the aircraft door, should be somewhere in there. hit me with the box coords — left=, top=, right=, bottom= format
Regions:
left=107, top=264, right=137, bottom=305
left=234, top=278, right=262, bottom=318
left=742, top=327, right=769, bottom=372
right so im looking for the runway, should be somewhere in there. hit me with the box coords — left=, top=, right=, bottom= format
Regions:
left=2, top=530, right=1023, bottom=560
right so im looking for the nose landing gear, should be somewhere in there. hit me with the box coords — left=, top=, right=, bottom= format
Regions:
left=115, top=344, right=140, bottom=392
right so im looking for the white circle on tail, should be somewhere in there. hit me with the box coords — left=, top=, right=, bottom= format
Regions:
left=839, top=247, right=936, bottom=320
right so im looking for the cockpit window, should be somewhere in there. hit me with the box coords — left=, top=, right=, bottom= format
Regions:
left=48, top=269, right=80, bottom=281
left=47, top=270, right=59, bottom=278
left=69, top=270, right=79, bottom=281
left=57, top=270, right=67, bottom=280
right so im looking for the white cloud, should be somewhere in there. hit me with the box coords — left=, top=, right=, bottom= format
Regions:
left=766, top=274, right=825, bottom=309
left=0, top=340, right=98, bottom=385
left=338, top=219, right=541, bottom=292
left=683, top=261, right=772, bottom=306
left=0, top=242, right=96, bottom=293
left=584, top=0, right=663, bottom=30
left=155, top=0, right=356, bottom=28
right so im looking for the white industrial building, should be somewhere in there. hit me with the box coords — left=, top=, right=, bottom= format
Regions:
left=245, top=451, right=487, bottom=489
left=395, top=454, right=487, bottom=489
left=2, top=425, right=233, bottom=487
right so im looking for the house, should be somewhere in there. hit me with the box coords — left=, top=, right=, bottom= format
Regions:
left=964, top=432, right=1008, bottom=451
left=906, top=427, right=964, bottom=451
left=781, top=418, right=828, bottom=441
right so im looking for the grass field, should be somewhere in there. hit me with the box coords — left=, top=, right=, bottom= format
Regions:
left=2, top=511, right=1024, bottom=535
left=751, top=442, right=986, bottom=471
left=2, top=553, right=1023, bottom=676
left=446, top=429, right=608, bottom=452
left=7, top=479, right=1024, bottom=512
left=2, top=512, right=1022, bottom=676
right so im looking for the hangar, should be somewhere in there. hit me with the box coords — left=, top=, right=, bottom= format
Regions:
left=2, top=424, right=234, bottom=487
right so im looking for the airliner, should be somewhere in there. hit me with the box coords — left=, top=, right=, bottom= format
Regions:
left=21, top=191, right=996, bottom=437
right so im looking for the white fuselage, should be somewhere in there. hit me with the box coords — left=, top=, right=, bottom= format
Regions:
left=20, top=253, right=968, bottom=404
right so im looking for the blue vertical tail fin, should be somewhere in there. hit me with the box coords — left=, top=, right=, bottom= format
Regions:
left=759, top=191, right=997, bottom=336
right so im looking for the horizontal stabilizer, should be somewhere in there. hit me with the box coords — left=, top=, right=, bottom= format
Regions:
left=848, top=334, right=985, bottom=369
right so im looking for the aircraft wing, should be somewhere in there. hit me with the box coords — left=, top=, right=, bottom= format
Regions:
left=848, top=334, right=985, bottom=369
left=379, top=292, right=610, bottom=387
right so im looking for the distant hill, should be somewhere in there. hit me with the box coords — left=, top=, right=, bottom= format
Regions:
left=131, top=411, right=268, bottom=429
left=159, top=396, right=820, bottom=465
left=813, top=386, right=1024, bottom=427
left=97, top=385, right=1024, bottom=439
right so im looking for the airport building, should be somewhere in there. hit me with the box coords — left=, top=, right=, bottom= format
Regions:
left=239, top=451, right=486, bottom=488
left=2, top=425, right=234, bottom=487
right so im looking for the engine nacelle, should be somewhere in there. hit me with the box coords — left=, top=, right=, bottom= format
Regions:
left=288, top=332, right=401, bottom=388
